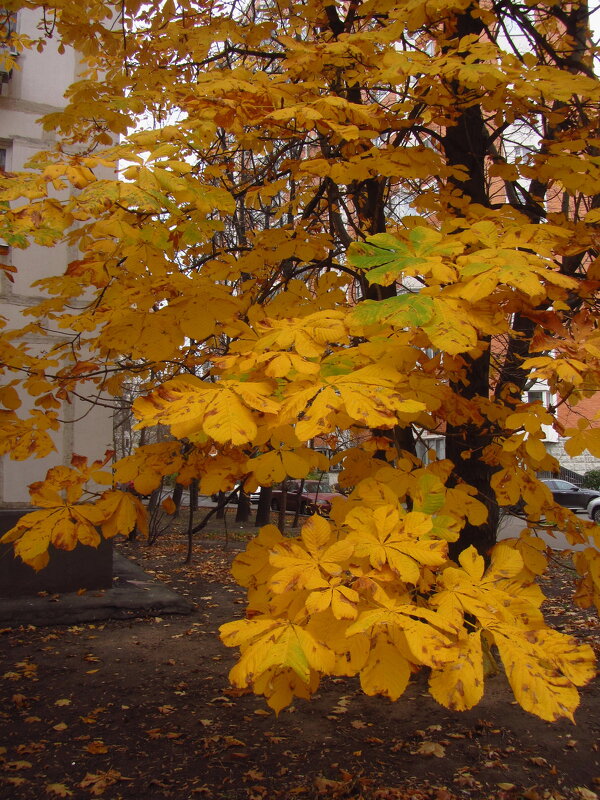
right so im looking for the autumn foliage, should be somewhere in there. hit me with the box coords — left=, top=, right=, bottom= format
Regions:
left=1, top=0, right=600, bottom=721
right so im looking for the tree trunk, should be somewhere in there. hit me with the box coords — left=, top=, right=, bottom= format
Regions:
left=172, top=482, right=184, bottom=518
left=440, top=6, right=502, bottom=559
left=277, top=485, right=288, bottom=533
left=255, top=486, right=272, bottom=526
left=185, top=479, right=199, bottom=564
left=215, top=491, right=226, bottom=520
left=235, top=491, right=251, bottom=523
left=292, top=478, right=306, bottom=528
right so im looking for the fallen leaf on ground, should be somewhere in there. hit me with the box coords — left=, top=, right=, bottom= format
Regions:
left=46, top=783, right=74, bottom=797
left=86, top=741, right=109, bottom=754
left=79, top=770, right=132, bottom=796
left=12, top=693, right=27, bottom=707
left=576, top=789, right=599, bottom=800
left=413, top=741, right=446, bottom=757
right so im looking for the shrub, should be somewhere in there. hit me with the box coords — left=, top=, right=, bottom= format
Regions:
left=582, top=470, right=600, bottom=490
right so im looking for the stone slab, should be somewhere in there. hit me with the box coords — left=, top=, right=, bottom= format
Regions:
left=0, top=508, right=113, bottom=596
left=0, top=552, right=193, bottom=627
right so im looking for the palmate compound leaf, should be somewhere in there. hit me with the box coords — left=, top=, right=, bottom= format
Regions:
left=249, top=447, right=313, bottom=486
left=0, top=484, right=148, bottom=570
left=231, top=525, right=284, bottom=592
left=133, top=375, right=279, bottom=445
left=307, top=610, right=371, bottom=677
left=348, top=294, right=434, bottom=332
left=347, top=228, right=462, bottom=286
left=428, top=631, right=484, bottom=711
left=268, top=515, right=354, bottom=594
left=489, top=623, right=596, bottom=722
left=344, top=505, right=448, bottom=584
left=113, top=442, right=184, bottom=496
left=434, top=545, right=544, bottom=629
left=358, top=630, right=412, bottom=701
left=305, top=579, right=360, bottom=620
left=252, top=665, right=320, bottom=714
left=345, top=598, right=460, bottom=670
left=573, top=548, right=600, bottom=613
left=0, top=504, right=101, bottom=571
left=423, top=298, right=479, bottom=355
left=220, top=617, right=336, bottom=690
left=95, top=490, right=148, bottom=539
left=230, top=525, right=294, bottom=617
left=432, top=545, right=595, bottom=720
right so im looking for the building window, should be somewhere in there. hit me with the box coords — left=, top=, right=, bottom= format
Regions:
left=0, top=147, right=8, bottom=256
left=0, top=9, right=16, bottom=40
left=0, top=9, right=17, bottom=85
left=527, top=390, right=550, bottom=407
left=416, top=435, right=445, bottom=464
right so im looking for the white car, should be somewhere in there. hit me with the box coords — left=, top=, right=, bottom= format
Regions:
left=587, top=496, right=600, bottom=524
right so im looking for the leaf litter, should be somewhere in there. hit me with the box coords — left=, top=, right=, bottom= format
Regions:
left=0, top=532, right=598, bottom=800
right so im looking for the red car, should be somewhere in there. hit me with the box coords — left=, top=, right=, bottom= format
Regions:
left=270, top=480, right=342, bottom=515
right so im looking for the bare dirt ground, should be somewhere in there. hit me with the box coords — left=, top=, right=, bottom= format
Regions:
left=1, top=510, right=600, bottom=800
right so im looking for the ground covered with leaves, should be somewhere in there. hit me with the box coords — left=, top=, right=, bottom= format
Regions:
left=2, top=515, right=600, bottom=800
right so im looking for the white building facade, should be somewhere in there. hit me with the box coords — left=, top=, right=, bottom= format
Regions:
left=0, top=8, right=113, bottom=505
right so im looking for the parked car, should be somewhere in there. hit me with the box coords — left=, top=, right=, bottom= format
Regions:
left=587, top=496, right=600, bottom=523
left=541, top=479, right=600, bottom=511
left=270, top=480, right=343, bottom=515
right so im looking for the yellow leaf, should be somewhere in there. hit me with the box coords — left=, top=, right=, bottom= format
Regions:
left=46, top=784, right=74, bottom=798
left=113, top=443, right=183, bottom=496
left=306, top=583, right=359, bottom=620
left=281, top=449, right=311, bottom=479
left=85, top=740, right=109, bottom=754
left=346, top=602, right=458, bottom=668
left=413, top=741, right=446, bottom=757
left=300, top=514, right=331, bottom=554
left=359, top=632, right=411, bottom=701
left=202, top=388, right=259, bottom=445
left=490, top=623, right=595, bottom=722
left=231, top=525, right=283, bottom=592
left=424, top=299, right=478, bottom=354
left=345, top=505, right=447, bottom=583
left=251, top=450, right=287, bottom=485
left=429, top=632, right=484, bottom=711
left=457, top=546, right=485, bottom=582
left=96, top=491, right=147, bottom=539
left=295, top=387, right=341, bottom=441
left=227, top=619, right=335, bottom=689
left=0, top=386, right=21, bottom=410
left=161, top=496, right=177, bottom=514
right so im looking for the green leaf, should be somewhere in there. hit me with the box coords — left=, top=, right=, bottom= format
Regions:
left=347, top=228, right=462, bottom=286
left=350, top=294, right=434, bottom=329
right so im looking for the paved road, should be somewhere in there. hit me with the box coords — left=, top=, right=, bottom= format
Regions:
left=165, top=492, right=598, bottom=550
left=497, top=511, right=597, bottom=551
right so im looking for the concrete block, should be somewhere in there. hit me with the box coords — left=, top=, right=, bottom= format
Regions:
left=0, top=508, right=113, bottom=597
